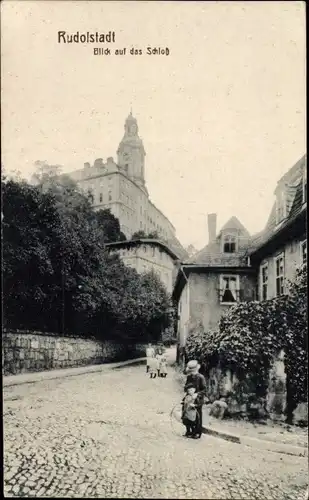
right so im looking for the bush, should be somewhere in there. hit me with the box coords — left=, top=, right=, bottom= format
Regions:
left=185, top=265, right=307, bottom=420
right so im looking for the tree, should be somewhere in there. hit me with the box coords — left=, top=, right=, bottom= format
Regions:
left=131, top=230, right=147, bottom=239
left=131, top=230, right=159, bottom=240
left=31, top=160, right=63, bottom=188
left=95, top=209, right=126, bottom=243
left=2, top=179, right=62, bottom=331
left=2, top=176, right=173, bottom=344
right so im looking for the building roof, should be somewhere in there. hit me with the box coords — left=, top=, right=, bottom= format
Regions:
left=185, top=216, right=250, bottom=267
left=248, top=154, right=306, bottom=254
left=105, top=238, right=181, bottom=261
left=219, top=216, right=250, bottom=236
left=172, top=154, right=307, bottom=300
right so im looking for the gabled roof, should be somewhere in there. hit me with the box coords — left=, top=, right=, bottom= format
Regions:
left=185, top=216, right=250, bottom=267
left=219, top=216, right=250, bottom=237
left=249, top=155, right=306, bottom=255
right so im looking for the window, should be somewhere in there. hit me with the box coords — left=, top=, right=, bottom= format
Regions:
left=300, top=240, right=307, bottom=266
left=219, top=275, right=239, bottom=303
left=276, top=191, right=286, bottom=224
left=275, top=253, right=285, bottom=296
left=108, top=192, right=112, bottom=201
left=260, top=263, right=268, bottom=301
left=99, top=193, right=103, bottom=203
left=223, top=234, right=237, bottom=253
left=303, top=168, right=307, bottom=204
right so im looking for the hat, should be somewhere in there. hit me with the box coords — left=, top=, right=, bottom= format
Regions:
left=186, top=360, right=200, bottom=372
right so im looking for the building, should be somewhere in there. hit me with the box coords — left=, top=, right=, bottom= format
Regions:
left=106, top=238, right=180, bottom=294
left=173, top=215, right=256, bottom=351
left=67, top=112, right=187, bottom=260
left=173, top=154, right=307, bottom=354
left=250, top=154, right=307, bottom=300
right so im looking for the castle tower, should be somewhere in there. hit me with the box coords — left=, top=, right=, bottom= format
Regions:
left=117, top=112, right=147, bottom=191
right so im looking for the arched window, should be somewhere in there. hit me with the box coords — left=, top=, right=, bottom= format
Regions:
left=223, top=234, right=237, bottom=253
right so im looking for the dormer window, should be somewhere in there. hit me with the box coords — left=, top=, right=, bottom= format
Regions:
left=276, top=190, right=287, bottom=224
left=223, top=234, right=237, bottom=253
left=303, top=168, right=307, bottom=204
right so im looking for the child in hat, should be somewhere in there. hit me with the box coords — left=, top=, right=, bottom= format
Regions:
left=181, top=383, right=198, bottom=437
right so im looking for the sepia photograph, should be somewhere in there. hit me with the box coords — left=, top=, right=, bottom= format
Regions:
left=1, top=1, right=307, bottom=498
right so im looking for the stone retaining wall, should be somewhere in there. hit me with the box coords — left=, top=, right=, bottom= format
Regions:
left=2, top=330, right=146, bottom=376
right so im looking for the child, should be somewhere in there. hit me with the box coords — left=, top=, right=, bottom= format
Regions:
left=159, top=354, right=168, bottom=377
left=146, top=343, right=155, bottom=373
left=181, top=383, right=198, bottom=437
left=148, top=355, right=158, bottom=378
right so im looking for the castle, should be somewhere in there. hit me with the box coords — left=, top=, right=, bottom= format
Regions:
left=68, top=112, right=187, bottom=260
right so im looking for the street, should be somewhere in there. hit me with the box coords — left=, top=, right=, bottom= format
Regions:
left=3, top=350, right=308, bottom=499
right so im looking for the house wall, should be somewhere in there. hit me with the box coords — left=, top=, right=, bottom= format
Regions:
left=177, top=282, right=190, bottom=348
left=110, top=243, right=175, bottom=293
left=187, top=272, right=256, bottom=332
left=258, top=236, right=306, bottom=300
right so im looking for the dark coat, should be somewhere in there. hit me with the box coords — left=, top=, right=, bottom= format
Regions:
left=184, top=373, right=207, bottom=406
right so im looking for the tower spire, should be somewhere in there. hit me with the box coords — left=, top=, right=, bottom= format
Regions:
left=117, top=112, right=147, bottom=193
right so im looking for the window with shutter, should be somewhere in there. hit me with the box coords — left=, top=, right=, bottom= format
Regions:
left=219, top=275, right=240, bottom=303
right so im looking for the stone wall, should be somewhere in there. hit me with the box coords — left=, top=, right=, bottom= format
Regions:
left=2, top=330, right=146, bottom=376
left=203, top=352, right=287, bottom=423
left=266, top=349, right=287, bottom=422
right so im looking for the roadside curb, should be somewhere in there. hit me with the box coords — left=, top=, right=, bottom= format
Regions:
left=202, top=425, right=308, bottom=457
left=3, top=357, right=146, bottom=388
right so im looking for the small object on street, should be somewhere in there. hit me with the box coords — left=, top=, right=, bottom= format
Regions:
left=209, top=397, right=228, bottom=420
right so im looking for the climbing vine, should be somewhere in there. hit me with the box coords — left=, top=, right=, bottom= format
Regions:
left=185, top=265, right=307, bottom=418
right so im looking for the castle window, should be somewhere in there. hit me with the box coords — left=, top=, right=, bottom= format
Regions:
left=108, top=192, right=112, bottom=201
left=219, top=275, right=239, bottom=303
left=300, top=240, right=307, bottom=266
left=99, top=193, right=103, bottom=203
left=260, top=263, right=268, bottom=301
left=275, top=253, right=285, bottom=296
left=223, top=234, right=237, bottom=253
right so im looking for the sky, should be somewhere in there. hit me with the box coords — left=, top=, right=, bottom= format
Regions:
left=1, top=0, right=306, bottom=250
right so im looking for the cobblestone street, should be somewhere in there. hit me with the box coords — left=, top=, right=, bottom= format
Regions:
left=3, top=352, right=308, bottom=499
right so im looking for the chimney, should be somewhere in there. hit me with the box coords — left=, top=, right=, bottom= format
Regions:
left=208, top=213, right=217, bottom=243
left=94, top=158, right=104, bottom=167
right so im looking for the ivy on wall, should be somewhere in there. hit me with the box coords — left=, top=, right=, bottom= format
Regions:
left=185, top=265, right=307, bottom=421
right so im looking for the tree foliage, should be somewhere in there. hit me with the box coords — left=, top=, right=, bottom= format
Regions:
left=2, top=177, right=172, bottom=343
left=185, top=265, right=307, bottom=418
left=131, top=230, right=159, bottom=240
